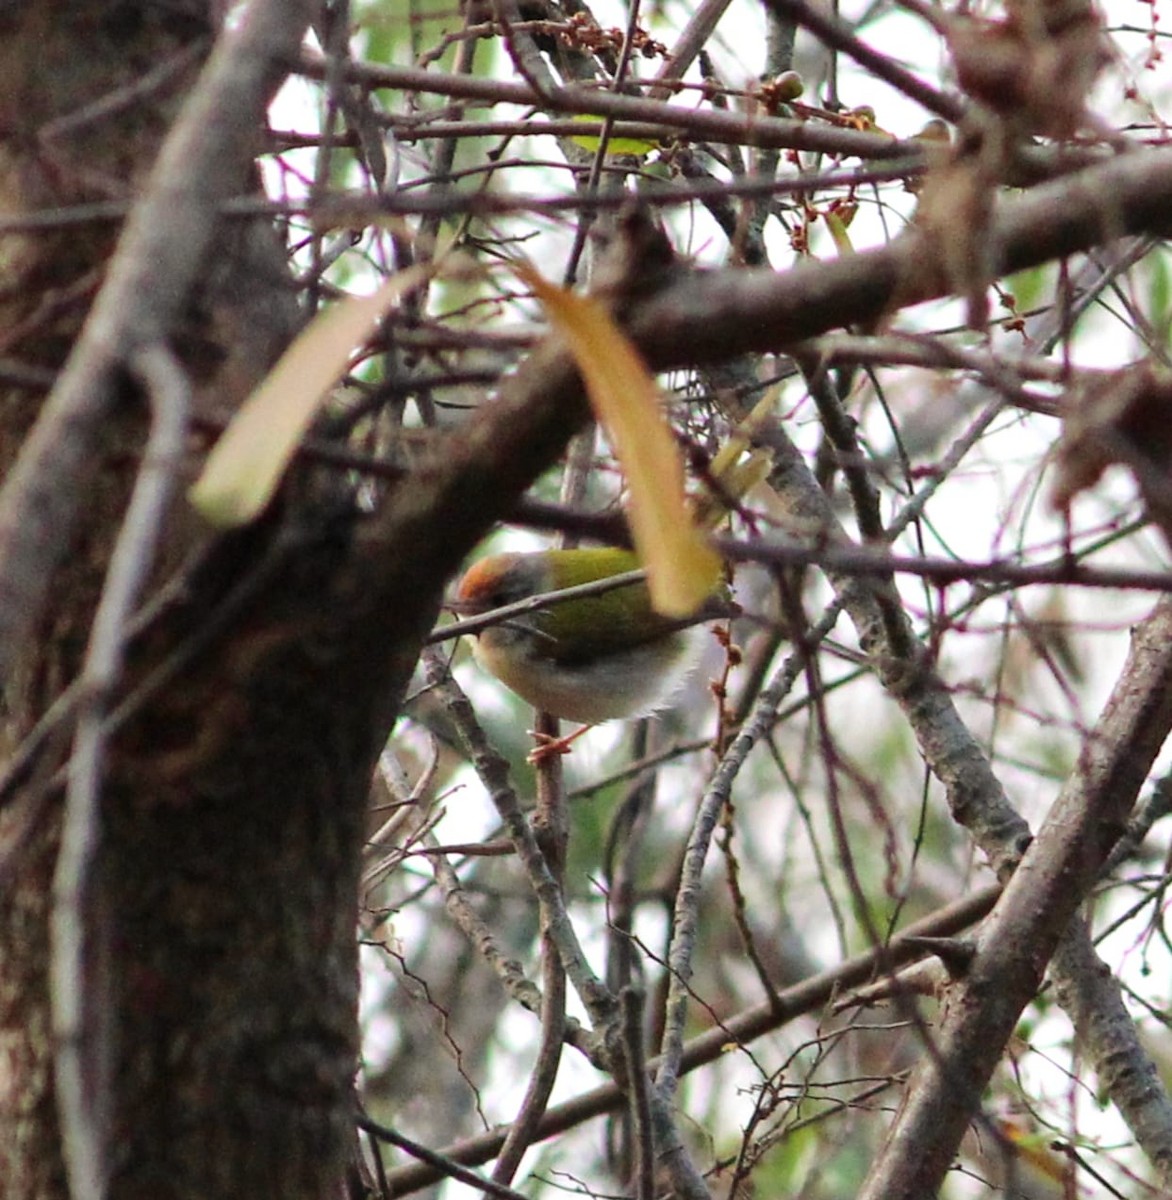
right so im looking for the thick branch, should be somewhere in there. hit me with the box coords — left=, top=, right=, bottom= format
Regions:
left=857, top=596, right=1172, bottom=1200
left=356, top=147, right=1172, bottom=694
left=1051, top=921, right=1172, bottom=1188
left=621, top=147, right=1172, bottom=370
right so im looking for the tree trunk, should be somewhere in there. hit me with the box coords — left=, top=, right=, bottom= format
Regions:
left=0, top=5, right=373, bottom=1198
left=0, top=6, right=588, bottom=1197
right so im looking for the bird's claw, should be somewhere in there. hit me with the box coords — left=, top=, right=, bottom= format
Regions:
left=526, top=725, right=592, bottom=765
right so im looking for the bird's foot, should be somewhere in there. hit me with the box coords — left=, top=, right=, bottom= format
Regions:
left=526, top=724, right=594, bottom=765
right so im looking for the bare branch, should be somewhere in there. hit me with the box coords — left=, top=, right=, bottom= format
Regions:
left=382, top=885, right=1000, bottom=1194
left=858, top=597, right=1172, bottom=1200
left=51, top=344, right=190, bottom=1200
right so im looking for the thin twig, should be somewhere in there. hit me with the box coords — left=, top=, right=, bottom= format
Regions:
left=620, top=987, right=656, bottom=1200
left=720, top=538, right=1172, bottom=602
left=655, top=607, right=831, bottom=1096
left=357, top=1114, right=534, bottom=1200
left=39, top=41, right=208, bottom=142
left=381, top=884, right=1000, bottom=1194
left=430, top=567, right=647, bottom=644
left=420, top=650, right=617, bottom=1035
left=308, top=55, right=933, bottom=162
left=425, top=831, right=548, bottom=1023
left=761, top=0, right=965, bottom=122
left=491, top=712, right=569, bottom=1186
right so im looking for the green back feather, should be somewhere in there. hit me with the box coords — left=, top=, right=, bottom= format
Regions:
left=539, top=549, right=702, bottom=664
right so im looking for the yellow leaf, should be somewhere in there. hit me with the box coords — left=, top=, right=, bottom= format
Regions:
left=516, top=263, right=722, bottom=618
left=189, top=263, right=433, bottom=527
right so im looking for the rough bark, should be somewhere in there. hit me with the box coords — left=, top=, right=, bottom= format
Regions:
left=0, top=4, right=350, bottom=1198
left=0, top=7, right=588, bottom=1198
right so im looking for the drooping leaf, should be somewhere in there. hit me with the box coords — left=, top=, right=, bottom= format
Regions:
left=516, top=263, right=722, bottom=618
left=190, top=263, right=432, bottom=527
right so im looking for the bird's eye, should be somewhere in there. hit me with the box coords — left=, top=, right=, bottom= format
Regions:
left=491, top=575, right=532, bottom=608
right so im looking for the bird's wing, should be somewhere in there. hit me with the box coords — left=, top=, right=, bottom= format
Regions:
left=545, top=583, right=692, bottom=664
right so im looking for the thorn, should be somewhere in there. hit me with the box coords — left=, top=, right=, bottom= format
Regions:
left=901, top=934, right=976, bottom=977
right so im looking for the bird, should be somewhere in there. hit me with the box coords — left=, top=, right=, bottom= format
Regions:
left=452, top=547, right=724, bottom=726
